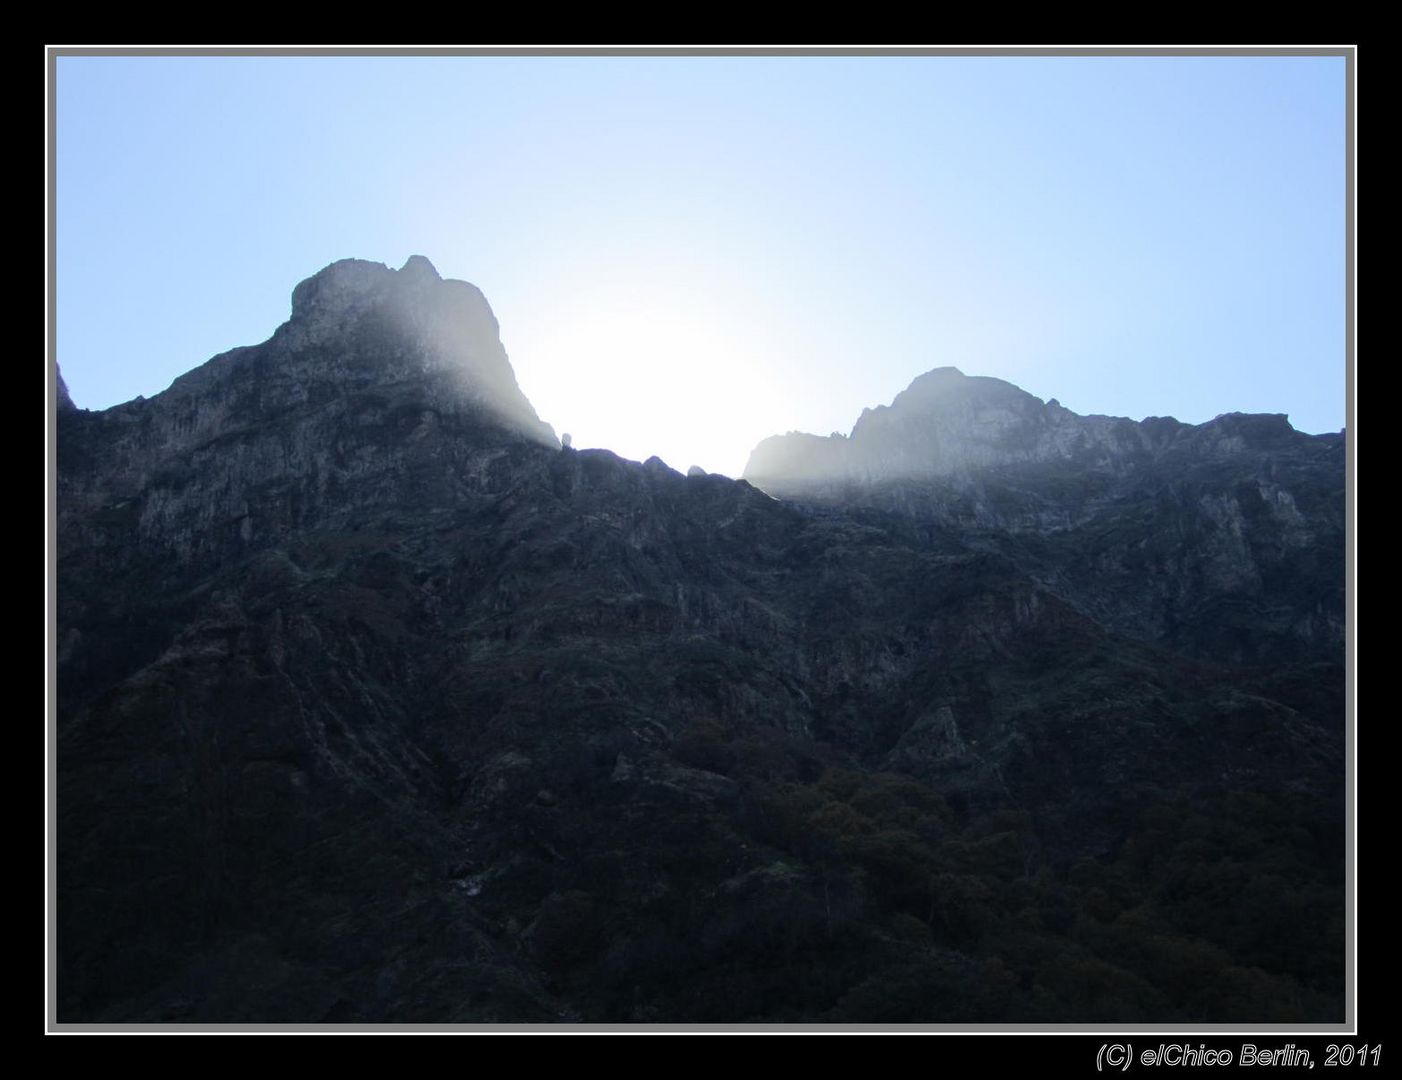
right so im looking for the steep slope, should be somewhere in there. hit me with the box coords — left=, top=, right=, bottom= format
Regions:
left=745, top=367, right=1345, bottom=665
left=56, top=260, right=1344, bottom=1024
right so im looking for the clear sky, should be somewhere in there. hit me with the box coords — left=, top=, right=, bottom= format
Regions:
left=53, top=51, right=1348, bottom=479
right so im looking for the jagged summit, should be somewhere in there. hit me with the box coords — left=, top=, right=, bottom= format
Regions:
left=71, top=255, right=556, bottom=453
left=287, top=255, right=453, bottom=329
left=893, top=365, right=1011, bottom=394
left=740, top=364, right=1343, bottom=665
left=848, top=367, right=1041, bottom=443
left=885, top=366, right=1032, bottom=409
left=56, top=255, right=557, bottom=570
left=744, top=366, right=1083, bottom=487
left=744, top=366, right=1322, bottom=490
left=399, top=253, right=441, bottom=281
left=281, top=255, right=509, bottom=372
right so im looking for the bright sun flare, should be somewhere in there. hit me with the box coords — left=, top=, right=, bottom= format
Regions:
left=517, top=294, right=790, bottom=480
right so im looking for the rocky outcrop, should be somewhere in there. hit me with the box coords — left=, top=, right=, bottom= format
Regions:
left=749, top=368, right=1106, bottom=483
left=744, top=368, right=1345, bottom=665
left=58, top=256, right=556, bottom=573
left=745, top=367, right=1328, bottom=485
left=57, top=365, right=77, bottom=412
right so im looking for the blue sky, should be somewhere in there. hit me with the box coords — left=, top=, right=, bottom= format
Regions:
left=54, top=52, right=1348, bottom=478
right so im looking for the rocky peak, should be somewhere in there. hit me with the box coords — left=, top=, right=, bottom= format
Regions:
left=56, top=365, right=76, bottom=412
left=745, top=367, right=1069, bottom=487
left=849, top=368, right=1046, bottom=453
left=111, top=256, right=557, bottom=462
left=744, top=367, right=1327, bottom=490
left=888, top=366, right=1029, bottom=409
left=1192, top=411, right=1297, bottom=454
left=281, top=255, right=505, bottom=369
left=398, top=253, right=442, bottom=283
left=56, top=255, right=558, bottom=572
left=741, top=366, right=1343, bottom=667
left=287, top=257, right=398, bottom=324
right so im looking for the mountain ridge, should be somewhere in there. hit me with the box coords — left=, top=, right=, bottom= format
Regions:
left=55, top=256, right=1346, bottom=1024
left=742, top=365, right=1344, bottom=667
left=745, top=364, right=1335, bottom=490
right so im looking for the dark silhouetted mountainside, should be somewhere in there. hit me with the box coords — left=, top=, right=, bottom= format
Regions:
left=745, top=367, right=1345, bottom=666
left=56, top=257, right=1345, bottom=1024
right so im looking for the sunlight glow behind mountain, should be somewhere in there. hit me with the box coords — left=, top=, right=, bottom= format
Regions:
left=506, top=280, right=796, bottom=478
left=54, top=52, right=1348, bottom=469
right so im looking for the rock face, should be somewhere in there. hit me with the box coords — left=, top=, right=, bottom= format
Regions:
left=57, top=365, right=77, bottom=411
left=747, top=366, right=1327, bottom=483
left=59, top=256, right=555, bottom=575
left=745, top=367, right=1345, bottom=666
left=56, top=260, right=1344, bottom=1025
left=748, top=368, right=1099, bottom=482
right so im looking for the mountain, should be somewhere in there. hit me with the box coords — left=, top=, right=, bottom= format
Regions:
left=55, top=257, right=1345, bottom=1024
left=745, top=367, right=1345, bottom=666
